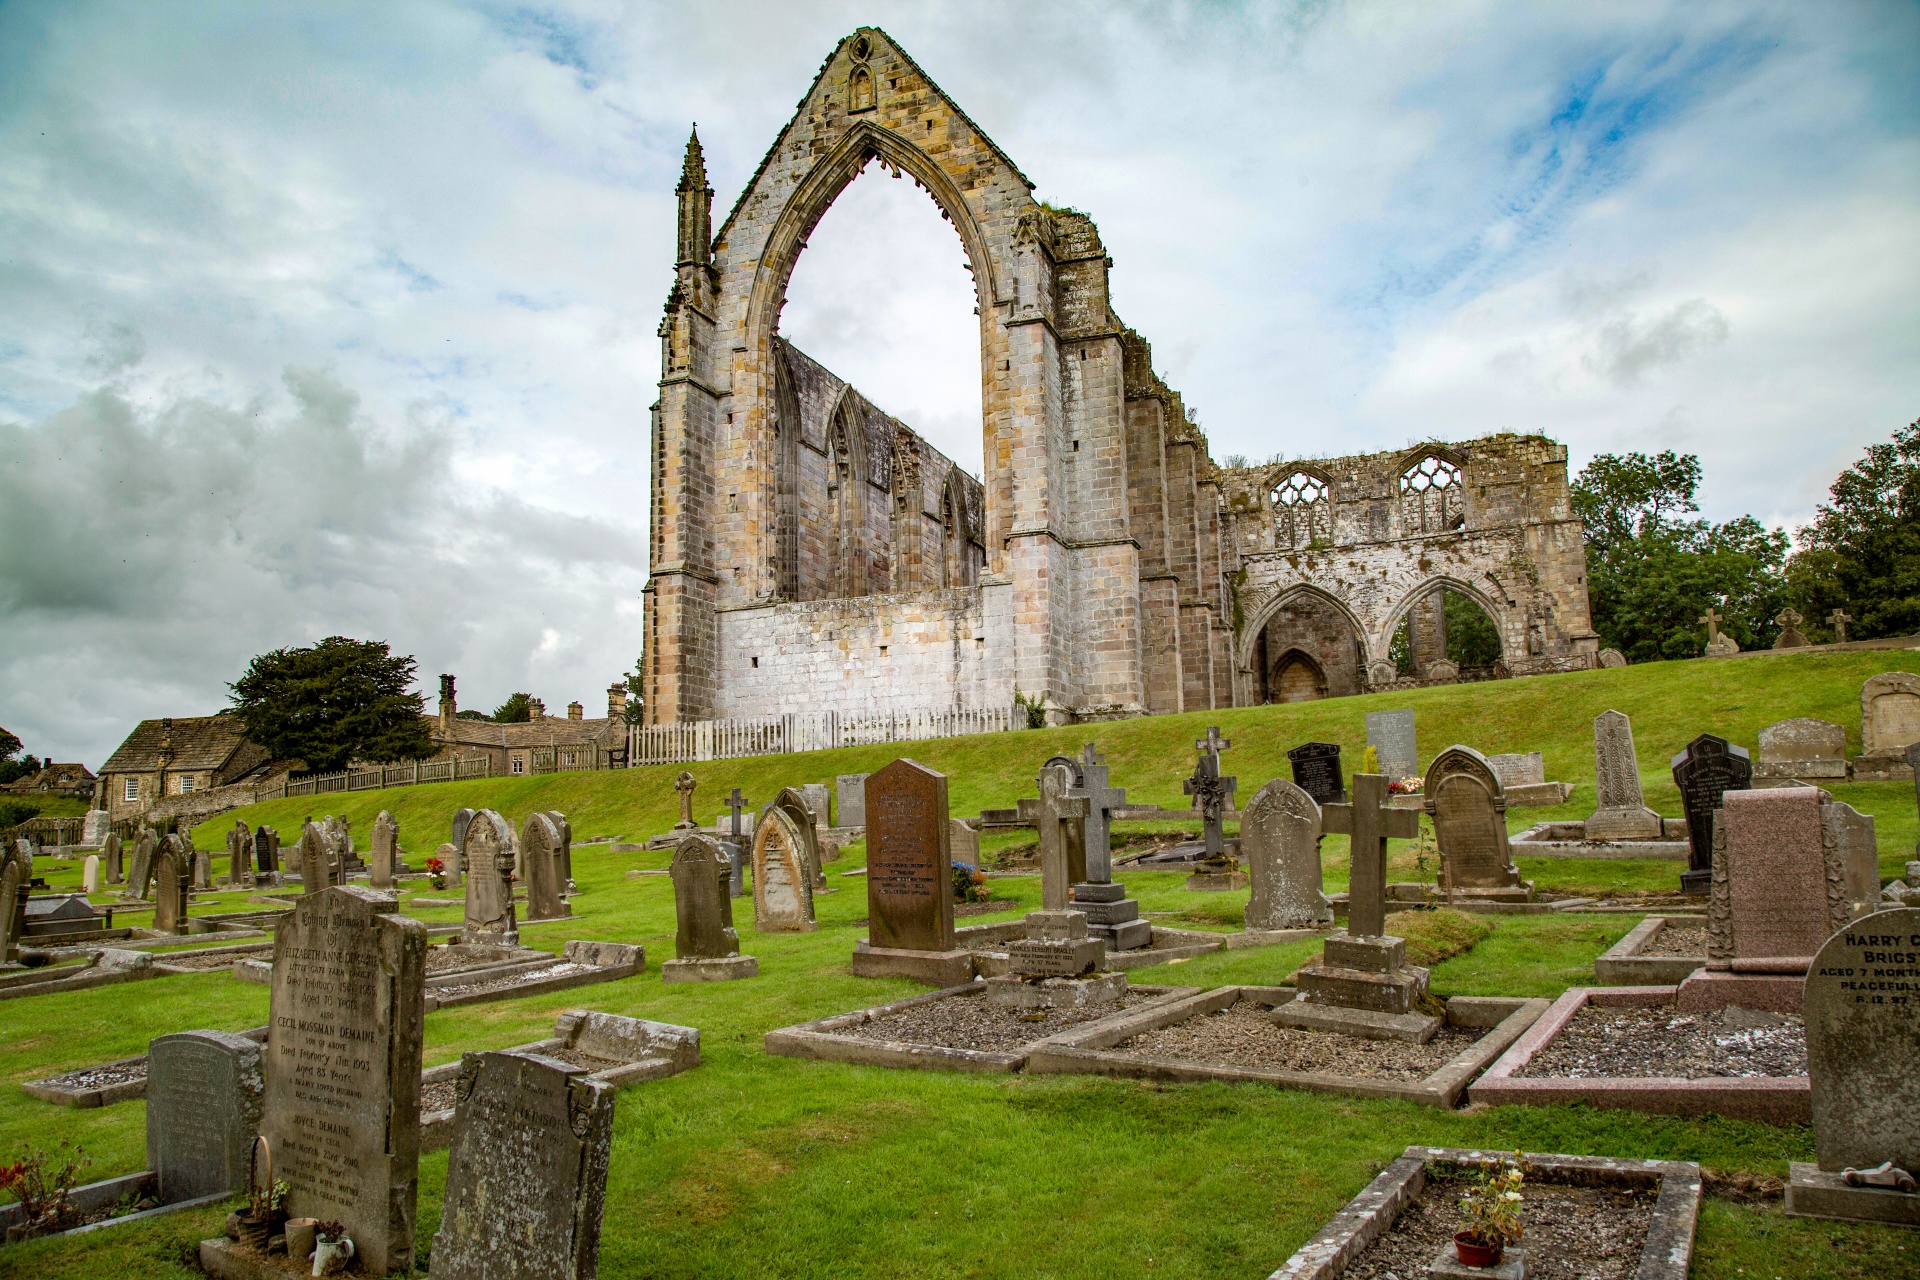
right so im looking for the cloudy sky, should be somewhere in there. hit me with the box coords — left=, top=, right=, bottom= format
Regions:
left=2, top=1, right=1915, bottom=766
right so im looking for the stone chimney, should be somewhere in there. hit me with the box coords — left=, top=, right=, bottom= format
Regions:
left=438, top=674, right=457, bottom=734
left=566, top=701, right=583, bottom=721
left=607, top=683, right=627, bottom=721
left=528, top=697, right=546, bottom=720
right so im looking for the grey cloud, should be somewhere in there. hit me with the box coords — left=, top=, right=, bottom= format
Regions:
left=1585, top=298, right=1731, bottom=385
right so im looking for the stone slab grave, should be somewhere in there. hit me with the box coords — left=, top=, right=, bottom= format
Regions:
left=1485, top=751, right=1575, bottom=807
left=766, top=978, right=1200, bottom=1074
left=663, top=835, right=756, bottom=982
left=1364, top=709, right=1417, bottom=781
left=429, top=1051, right=615, bottom=1280
left=1242, top=778, right=1334, bottom=930
left=423, top=940, right=644, bottom=1012
left=1677, top=785, right=1855, bottom=1013
left=1287, top=741, right=1345, bottom=804
left=986, top=909, right=1128, bottom=1013
left=1028, top=988, right=1546, bottom=1108
left=1265, top=1147, right=1701, bottom=1280
left=835, top=772, right=869, bottom=828
left=751, top=798, right=817, bottom=933
left=0, top=946, right=157, bottom=1002
left=1425, top=745, right=1533, bottom=902
left=23, top=1026, right=270, bottom=1108
left=1182, top=727, right=1243, bottom=889
left=147, top=1030, right=263, bottom=1205
left=201, top=885, right=427, bottom=1280
left=1065, top=742, right=1150, bottom=949
left=852, top=758, right=973, bottom=985
left=1755, top=717, right=1850, bottom=785
left=1670, top=733, right=1752, bottom=895
left=1594, top=916, right=1708, bottom=985
left=1786, top=907, right=1920, bottom=1226
left=1853, top=670, right=1920, bottom=780
left=1470, top=984, right=1811, bottom=1123
left=1276, top=772, right=1439, bottom=1042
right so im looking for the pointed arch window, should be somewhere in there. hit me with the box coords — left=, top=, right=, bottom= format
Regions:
left=1399, top=453, right=1464, bottom=534
left=1271, top=470, right=1330, bottom=551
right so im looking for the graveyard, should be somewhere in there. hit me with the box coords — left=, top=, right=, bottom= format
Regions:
left=2, top=649, right=1918, bottom=1278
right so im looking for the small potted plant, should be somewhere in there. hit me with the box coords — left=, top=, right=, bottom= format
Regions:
left=312, top=1220, right=355, bottom=1275
left=1454, top=1157, right=1525, bottom=1267
left=235, top=1137, right=287, bottom=1252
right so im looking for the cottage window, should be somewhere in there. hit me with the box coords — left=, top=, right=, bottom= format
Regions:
left=511, top=755, right=525, bottom=776
left=178, top=774, right=195, bottom=793
left=124, top=777, right=139, bottom=802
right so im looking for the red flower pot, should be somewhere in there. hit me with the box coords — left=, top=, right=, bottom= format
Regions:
left=1454, top=1231, right=1504, bottom=1267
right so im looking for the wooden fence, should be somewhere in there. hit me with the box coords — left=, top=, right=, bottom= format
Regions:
left=633, top=705, right=1012, bottom=766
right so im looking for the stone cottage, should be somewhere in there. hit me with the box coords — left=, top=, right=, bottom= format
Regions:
left=95, top=716, right=276, bottom=822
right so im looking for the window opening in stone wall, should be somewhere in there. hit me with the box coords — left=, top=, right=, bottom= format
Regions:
left=124, top=777, right=138, bottom=801
left=1398, top=454, right=1465, bottom=534
left=1271, top=470, right=1330, bottom=550
left=1390, top=587, right=1503, bottom=677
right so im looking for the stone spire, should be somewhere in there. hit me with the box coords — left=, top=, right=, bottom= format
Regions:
left=676, top=126, right=712, bottom=267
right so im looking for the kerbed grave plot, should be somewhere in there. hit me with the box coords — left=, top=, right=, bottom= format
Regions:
left=21, top=1027, right=269, bottom=1108
left=1593, top=915, right=1707, bottom=984
left=765, top=979, right=1200, bottom=1072
left=1268, top=1147, right=1701, bottom=1280
left=1025, top=988, right=1548, bottom=1107
left=1470, top=986, right=1811, bottom=1123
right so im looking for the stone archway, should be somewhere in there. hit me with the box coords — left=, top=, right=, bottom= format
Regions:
left=1380, top=577, right=1514, bottom=677
left=1270, top=648, right=1328, bottom=703
left=1243, top=586, right=1368, bottom=702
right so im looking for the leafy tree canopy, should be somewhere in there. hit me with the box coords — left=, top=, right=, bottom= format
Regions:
left=1573, top=452, right=1788, bottom=662
left=490, top=692, right=534, bottom=724
left=228, top=636, right=431, bottom=773
left=1788, top=419, right=1920, bottom=641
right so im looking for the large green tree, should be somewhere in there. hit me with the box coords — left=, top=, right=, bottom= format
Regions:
left=1572, top=450, right=1789, bottom=662
left=1787, top=419, right=1920, bottom=641
left=490, top=692, right=534, bottom=724
left=228, top=637, right=432, bottom=773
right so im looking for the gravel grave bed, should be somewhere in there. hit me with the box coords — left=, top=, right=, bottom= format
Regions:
left=837, top=991, right=1155, bottom=1052
left=420, top=1078, right=459, bottom=1114
left=1639, top=922, right=1707, bottom=957
left=36, top=1060, right=148, bottom=1090
left=430, top=961, right=594, bottom=998
left=151, top=950, right=262, bottom=971
left=1518, top=1004, right=1806, bottom=1079
left=1109, top=1005, right=1483, bottom=1079
left=547, top=1046, right=628, bottom=1072
left=1342, top=1174, right=1657, bottom=1280
left=424, top=943, right=533, bottom=974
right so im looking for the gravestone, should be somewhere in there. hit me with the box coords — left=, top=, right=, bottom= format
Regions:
left=297, top=820, right=333, bottom=894
left=663, top=835, right=755, bottom=981
left=1243, top=778, right=1333, bottom=930
left=1856, top=672, right=1920, bottom=780
left=129, top=830, right=156, bottom=899
left=1786, top=908, right=1920, bottom=1226
left=253, top=826, right=278, bottom=880
left=191, top=848, right=212, bottom=893
left=1586, top=710, right=1662, bottom=839
left=152, top=837, right=190, bottom=934
left=750, top=805, right=815, bottom=933
left=672, top=771, right=699, bottom=832
left=1069, top=743, right=1149, bottom=949
left=82, top=854, right=100, bottom=894
left=986, top=909, right=1125, bottom=1011
left=1364, top=710, right=1418, bottom=780
left=146, top=1030, right=263, bottom=1203
left=450, top=808, right=475, bottom=878
left=521, top=812, right=570, bottom=921
left=82, top=809, right=109, bottom=845
left=370, top=810, right=399, bottom=890
left=1701, top=606, right=1740, bottom=657
left=1756, top=718, right=1849, bottom=784
left=1287, top=742, right=1345, bottom=804
left=1828, top=608, right=1853, bottom=644
left=1672, top=734, right=1753, bottom=894
left=767, top=787, right=827, bottom=888
left=545, top=811, right=574, bottom=891
left=1912, top=739, right=1920, bottom=855
left=836, top=773, right=869, bottom=828
left=1279, top=773, right=1434, bottom=1041
left=1597, top=647, right=1627, bottom=668
left=1486, top=752, right=1545, bottom=787
left=1425, top=746, right=1530, bottom=899
left=800, top=781, right=833, bottom=830
left=861, top=759, right=953, bottom=951
left=259, top=886, right=427, bottom=1278
left=103, top=832, right=123, bottom=885
left=1183, top=727, right=1241, bottom=888
left=949, top=819, right=980, bottom=869
left=1773, top=606, right=1811, bottom=649
left=1824, top=800, right=1880, bottom=920
left=428, top=1050, right=615, bottom=1280
left=227, top=820, right=252, bottom=887
left=0, top=842, right=28, bottom=960
left=1036, top=763, right=1090, bottom=910
left=461, top=809, right=519, bottom=945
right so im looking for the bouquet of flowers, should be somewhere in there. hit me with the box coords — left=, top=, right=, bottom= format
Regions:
left=425, top=857, right=446, bottom=890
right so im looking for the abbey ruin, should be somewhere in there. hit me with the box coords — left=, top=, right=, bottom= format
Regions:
left=642, top=28, right=1599, bottom=729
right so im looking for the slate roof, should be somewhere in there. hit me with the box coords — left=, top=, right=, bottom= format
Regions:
left=430, top=715, right=617, bottom=750
left=98, top=716, right=252, bottom=775
left=1, top=763, right=95, bottom=794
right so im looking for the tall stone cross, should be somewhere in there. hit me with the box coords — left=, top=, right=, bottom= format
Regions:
left=1183, top=727, right=1237, bottom=861
left=1036, top=763, right=1090, bottom=910
left=725, top=787, right=751, bottom=839
left=1321, top=772, right=1420, bottom=939
left=1699, top=607, right=1724, bottom=645
left=1829, top=608, right=1851, bottom=644
left=673, top=771, right=698, bottom=831
left=1078, top=743, right=1127, bottom=884
left=1776, top=606, right=1803, bottom=630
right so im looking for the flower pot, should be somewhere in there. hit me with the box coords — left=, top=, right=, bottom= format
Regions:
left=313, top=1233, right=355, bottom=1276
left=1454, top=1231, right=1504, bottom=1267
left=284, top=1217, right=319, bottom=1262
left=234, top=1211, right=273, bottom=1253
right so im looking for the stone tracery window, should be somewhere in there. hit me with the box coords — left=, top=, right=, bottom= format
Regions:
left=1399, top=453, right=1465, bottom=534
left=1270, top=470, right=1330, bottom=550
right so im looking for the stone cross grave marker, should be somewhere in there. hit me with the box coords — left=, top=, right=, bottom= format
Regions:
left=521, top=812, right=569, bottom=921
left=1287, top=742, right=1345, bottom=804
left=836, top=773, right=869, bottom=828
left=1773, top=606, right=1811, bottom=648
left=428, top=1051, right=615, bottom=1280
left=863, top=759, right=954, bottom=952
left=1828, top=608, right=1851, bottom=644
left=227, top=820, right=252, bottom=887
left=82, top=854, right=99, bottom=894
left=1802, top=908, right=1920, bottom=1178
left=667, top=835, right=746, bottom=964
left=673, top=771, right=698, bottom=831
left=1587, top=710, right=1662, bottom=839
left=1700, top=606, right=1724, bottom=645
left=1182, top=727, right=1237, bottom=867
left=370, top=810, right=399, bottom=889
left=1243, top=777, right=1332, bottom=930
left=1364, top=710, right=1417, bottom=781
left=260, top=885, right=426, bottom=1278
left=153, top=837, right=190, bottom=933
left=1070, top=743, right=1149, bottom=949
left=1075, top=743, right=1125, bottom=884
left=461, top=809, right=519, bottom=945
left=1671, top=734, right=1753, bottom=894
left=1037, top=763, right=1091, bottom=910
left=129, top=829, right=156, bottom=900
left=1424, top=746, right=1528, bottom=895
left=1757, top=718, right=1848, bottom=782
left=1322, top=773, right=1422, bottom=940
left=103, top=832, right=122, bottom=885
left=147, top=1030, right=262, bottom=1204
left=0, top=842, right=28, bottom=961
left=750, top=804, right=815, bottom=932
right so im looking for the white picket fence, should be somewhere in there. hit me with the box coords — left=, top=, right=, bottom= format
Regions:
left=632, top=705, right=1013, bottom=765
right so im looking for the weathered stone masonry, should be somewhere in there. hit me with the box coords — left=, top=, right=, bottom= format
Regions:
left=642, top=28, right=1596, bottom=726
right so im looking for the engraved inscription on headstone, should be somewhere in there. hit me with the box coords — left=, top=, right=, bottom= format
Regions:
left=1860, top=672, right=1920, bottom=761
left=836, top=773, right=870, bottom=828
left=1586, top=709, right=1662, bottom=840
left=461, top=810, right=519, bottom=945
left=1803, top=909, right=1920, bottom=1174
left=1672, top=734, right=1753, bottom=893
left=1364, top=710, right=1418, bottom=780
left=521, top=812, right=568, bottom=922
left=1424, top=746, right=1525, bottom=891
left=1287, top=742, right=1345, bottom=804
left=750, top=806, right=815, bottom=933
left=146, top=1030, right=263, bottom=1203
left=863, top=759, right=954, bottom=953
left=1243, top=778, right=1332, bottom=929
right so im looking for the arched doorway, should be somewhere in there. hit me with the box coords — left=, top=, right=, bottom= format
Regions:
left=1270, top=649, right=1328, bottom=703
left=1250, top=589, right=1365, bottom=702
left=1389, top=585, right=1505, bottom=677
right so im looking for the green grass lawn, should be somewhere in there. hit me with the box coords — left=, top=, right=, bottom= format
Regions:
left=6, top=649, right=1920, bottom=1277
